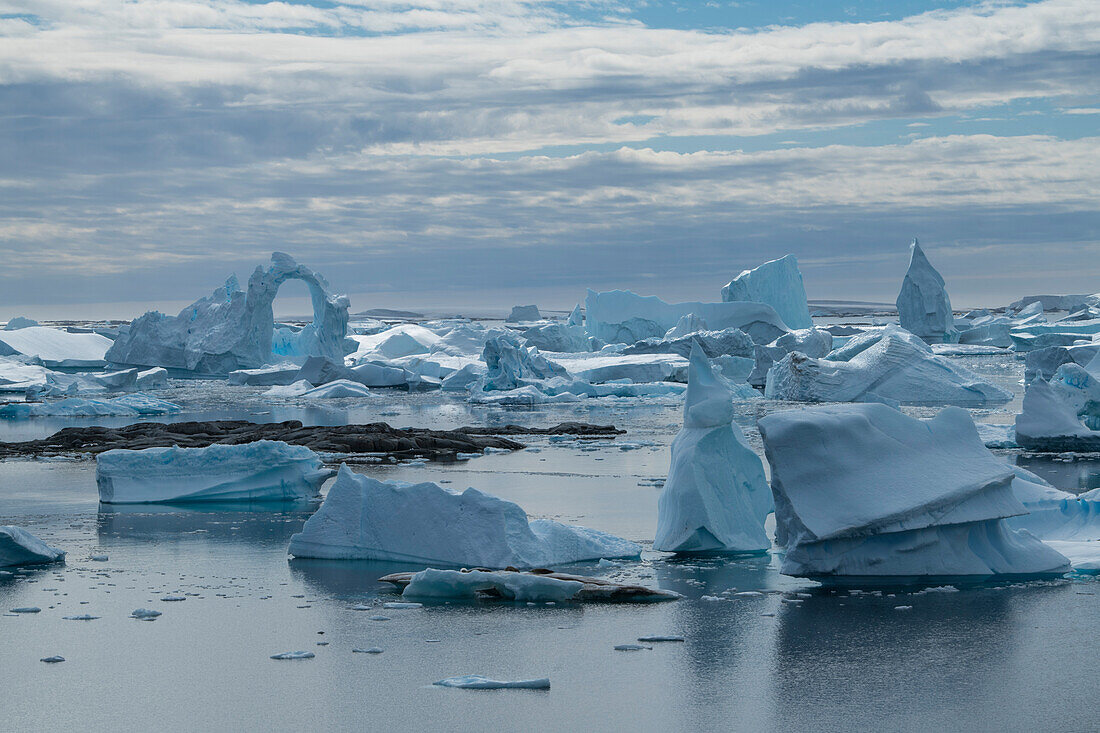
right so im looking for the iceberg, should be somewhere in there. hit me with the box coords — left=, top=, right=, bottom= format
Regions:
left=403, top=568, right=584, bottom=602
left=764, top=325, right=1012, bottom=406
left=721, top=254, right=813, bottom=330
left=476, top=334, right=567, bottom=391
left=748, top=328, right=833, bottom=388
left=0, top=326, right=113, bottom=368
left=1008, top=294, right=1100, bottom=314
left=654, top=343, right=772, bottom=554
left=0, top=393, right=180, bottom=418
left=1006, top=468, right=1100, bottom=542
left=1015, top=365, right=1100, bottom=451
left=505, top=305, right=542, bottom=323
left=3, top=316, right=38, bottom=331
left=96, top=440, right=335, bottom=503
left=757, top=404, right=1070, bottom=581
left=300, top=380, right=372, bottom=399
left=1024, top=344, right=1100, bottom=384
left=896, top=239, right=959, bottom=343
left=106, top=253, right=351, bottom=374
left=522, top=321, right=591, bottom=353
left=287, top=466, right=641, bottom=567
left=434, top=675, right=550, bottom=690
left=0, top=526, right=65, bottom=567
left=620, top=328, right=755, bottom=360
left=585, top=289, right=788, bottom=345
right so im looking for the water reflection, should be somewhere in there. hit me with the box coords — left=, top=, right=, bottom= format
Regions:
left=96, top=501, right=313, bottom=546
left=1016, top=455, right=1100, bottom=492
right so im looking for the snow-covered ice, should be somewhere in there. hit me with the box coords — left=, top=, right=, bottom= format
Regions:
left=287, top=465, right=641, bottom=568
left=654, top=343, right=772, bottom=554
left=721, top=254, right=813, bottom=330
left=764, top=325, right=1012, bottom=407
left=0, top=326, right=113, bottom=368
left=0, top=526, right=65, bottom=567
left=97, top=441, right=335, bottom=503
left=758, top=404, right=1070, bottom=581
left=1015, top=364, right=1100, bottom=451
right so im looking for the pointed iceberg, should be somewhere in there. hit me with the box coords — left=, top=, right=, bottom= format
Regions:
left=758, top=404, right=1070, bottom=582
left=288, top=466, right=640, bottom=568
left=654, top=342, right=772, bottom=554
left=896, top=240, right=958, bottom=343
left=721, top=254, right=813, bottom=330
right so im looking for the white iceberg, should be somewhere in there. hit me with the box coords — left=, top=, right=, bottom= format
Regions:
left=476, top=334, right=567, bottom=391
left=106, top=253, right=351, bottom=374
left=300, top=380, right=372, bottom=399
left=1024, top=344, right=1100, bottom=385
left=896, top=239, right=959, bottom=343
left=287, top=466, right=641, bottom=567
left=434, top=675, right=549, bottom=690
left=654, top=343, right=772, bottom=554
left=97, top=440, right=335, bottom=504
left=585, top=289, right=788, bottom=345
left=0, top=526, right=65, bottom=567
left=1015, top=364, right=1100, bottom=451
left=764, top=325, right=1012, bottom=407
left=757, top=403, right=1070, bottom=581
left=748, top=328, right=833, bottom=388
left=403, top=568, right=584, bottom=602
left=0, top=393, right=180, bottom=418
left=1006, top=468, right=1100, bottom=542
left=0, top=326, right=113, bottom=368
left=620, top=327, right=755, bottom=360
left=3, top=316, right=38, bottom=330
left=721, top=254, right=813, bottom=330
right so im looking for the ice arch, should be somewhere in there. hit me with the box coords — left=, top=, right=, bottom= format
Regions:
left=106, top=253, right=351, bottom=374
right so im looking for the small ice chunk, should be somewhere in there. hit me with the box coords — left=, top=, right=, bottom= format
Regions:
left=89, top=555, right=109, bottom=562
left=131, top=608, right=161, bottom=619
left=63, top=614, right=99, bottom=620
left=353, top=647, right=384, bottom=654
left=270, top=651, right=315, bottom=660
left=434, top=675, right=549, bottom=689
left=614, top=644, right=651, bottom=651
left=382, top=601, right=423, bottom=609
left=161, top=596, right=186, bottom=602
left=40, top=655, right=65, bottom=663
left=11, top=606, right=41, bottom=613
left=637, top=635, right=685, bottom=643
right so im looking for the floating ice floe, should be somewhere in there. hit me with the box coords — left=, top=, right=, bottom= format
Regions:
left=0, top=526, right=65, bottom=567
left=131, top=608, right=162, bottom=619
left=1015, top=363, right=1100, bottom=451
left=271, top=651, right=314, bottom=660
left=0, top=392, right=181, bottom=419
left=764, top=324, right=1012, bottom=407
left=0, top=326, right=113, bottom=368
left=107, top=253, right=351, bottom=374
left=896, top=239, right=959, bottom=344
left=402, top=568, right=584, bottom=602
left=721, top=254, right=813, bottom=330
left=585, top=289, right=789, bottom=345
left=287, top=466, right=640, bottom=567
left=97, top=440, right=335, bottom=504
left=300, top=380, right=372, bottom=399
left=434, top=675, right=549, bottom=690
left=654, top=343, right=772, bottom=554
left=757, top=403, right=1070, bottom=582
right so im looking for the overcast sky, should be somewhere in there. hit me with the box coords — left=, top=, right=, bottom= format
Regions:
left=1, top=0, right=1097, bottom=318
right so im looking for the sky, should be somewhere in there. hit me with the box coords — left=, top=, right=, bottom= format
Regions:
left=0, top=0, right=1097, bottom=319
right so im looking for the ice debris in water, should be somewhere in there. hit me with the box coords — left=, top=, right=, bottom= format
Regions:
left=0, top=526, right=65, bottom=567
left=614, top=644, right=651, bottom=651
left=271, top=651, right=315, bottom=660
left=637, top=635, right=685, bottom=642
left=288, top=466, right=640, bottom=568
left=40, top=656, right=65, bottom=663
left=97, top=441, right=335, bottom=504
left=131, top=609, right=161, bottom=619
left=654, top=342, right=773, bottom=554
left=382, top=601, right=423, bottom=609
left=353, top=648, right=384, bottom=654
left=11, top=606, right=42, bottom=613
left=758, top=403, right=1071, bottom=581
left=63, top=614, right=100, bottom=621
left=434, top=675, right=550, bottom=690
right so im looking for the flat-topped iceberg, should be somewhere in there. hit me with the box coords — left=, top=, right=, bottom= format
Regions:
left=97, top=440, right=335, bottom=504
left=896, top=240, right=958, bottom=343
left=758, top=404, right=1070, bottom=581
left=403, top=568, right=584, bottom=602
left=106, top=253, right=351, bottom=374
left=287, top=466, right=641, bottom=568
left=0, top=393, right=180, bottom=419
left=1015, top=364, right=1100, bottom=451
left=505, top=305, right=541, bottom=323
left=0, top=526, right=65, bottom=567
left=654, top=343, right=772, bottom=554
left=0, top=326, right=113, bottom=368
left=721, top=254, right=813, bottom=330
left=585, top=289, right=788, bottom=345
left=764, top=324, right=1011, bottom=407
